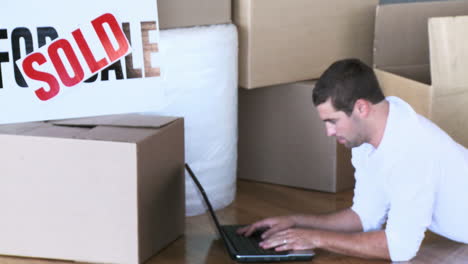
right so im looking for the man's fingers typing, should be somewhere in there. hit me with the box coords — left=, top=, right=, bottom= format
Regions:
left=261, top=226, right=283, bottom=239
left=238, top=222, right=269, bottom=237
left=236, top=226, right=248, bottom=235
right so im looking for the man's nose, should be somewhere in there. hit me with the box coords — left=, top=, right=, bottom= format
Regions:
left=325, top=123, right=336, bottom=137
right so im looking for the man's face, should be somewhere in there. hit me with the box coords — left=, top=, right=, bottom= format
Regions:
left=316, top=99, right=366, bottom=149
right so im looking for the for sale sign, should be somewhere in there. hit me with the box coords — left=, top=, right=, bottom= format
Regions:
left=0, top=0, right=163, bottom=124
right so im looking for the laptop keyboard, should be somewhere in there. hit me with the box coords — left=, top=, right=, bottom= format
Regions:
left=222, top=225, right=284, bottom=255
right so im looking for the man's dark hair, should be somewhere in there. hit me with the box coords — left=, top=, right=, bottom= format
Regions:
left=312, top=58, right=385, bottom=116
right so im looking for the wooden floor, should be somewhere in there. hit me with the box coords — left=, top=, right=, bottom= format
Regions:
left=1, top=180, right=468, bottom=264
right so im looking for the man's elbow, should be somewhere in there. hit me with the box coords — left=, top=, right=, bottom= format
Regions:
left=389, top=249, right=418, bottom=262
left=385, top=230, right=422, bottom=262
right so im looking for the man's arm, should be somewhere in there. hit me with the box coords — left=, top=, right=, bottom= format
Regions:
left=261, top=228, right=391, bottom=260
left=293, top=208, right=363, bottom=232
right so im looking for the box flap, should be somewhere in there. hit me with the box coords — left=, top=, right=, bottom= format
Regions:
left=77, top=126, right=160, bottom=143
left=373, top=0, right=468, bottom=84
left=0, top=122, right=48, bottom=135
left=20, top=125, right=90, bottom=138
left=0, top=115, right=181, bottom=143
left=429, top=15, right=468, bottom=95
left=51, top=114, right=179, bottom=129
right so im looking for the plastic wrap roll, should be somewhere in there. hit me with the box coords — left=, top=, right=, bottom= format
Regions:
left=144, top=24, right=238, bottom=216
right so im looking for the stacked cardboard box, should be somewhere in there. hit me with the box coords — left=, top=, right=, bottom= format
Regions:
left=238, top=81, right=354, bottom=192
left=158, top=0, right=231, bottom=29
left=235, top=0, right=379, bottom=192
left=234, top=0, right=379, bottom=89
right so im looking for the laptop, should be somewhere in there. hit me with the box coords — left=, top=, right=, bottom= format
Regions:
left=185, top=163, right=315, bottom=262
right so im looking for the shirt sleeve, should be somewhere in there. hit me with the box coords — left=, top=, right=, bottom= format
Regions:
left=384, top=157, right=437, bottom=261
left=351, top=168, right=389, bottom=232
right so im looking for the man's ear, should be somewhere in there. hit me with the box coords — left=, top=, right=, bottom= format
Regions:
left=353, top=99, right=370, bottom=118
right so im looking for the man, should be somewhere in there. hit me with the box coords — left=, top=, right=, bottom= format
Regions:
left=237, top=58, right=468, bottom=261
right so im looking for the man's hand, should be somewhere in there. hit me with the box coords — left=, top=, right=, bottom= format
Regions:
left=259, top=228, right=322, bottom=251
left=236, top=216, right=297, bottom=239
left=237, top=209, right=363, bottom=240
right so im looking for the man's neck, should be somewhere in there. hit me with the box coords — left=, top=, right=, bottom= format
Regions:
left=368, top=100, right=390, bottom=148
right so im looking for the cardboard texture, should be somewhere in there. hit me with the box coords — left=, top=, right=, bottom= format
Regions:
left=374, top=6, right=468, bottom=148
left=158, top=0, right=231, bottom=29
left=234, top=0, right=378, bottom=89
left=238, top=81, right=355, bottom=193
left=0, top=114, right=185, bottom=264
left=373, top=0, right=468, bottom=84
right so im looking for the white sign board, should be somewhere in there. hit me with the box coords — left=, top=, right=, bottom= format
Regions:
left=0, top=0, right=163, bottom=124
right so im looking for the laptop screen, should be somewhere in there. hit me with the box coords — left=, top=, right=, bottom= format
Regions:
left=185, top=163, right=224, bottom=232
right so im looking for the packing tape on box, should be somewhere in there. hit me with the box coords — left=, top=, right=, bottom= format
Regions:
left=144, top=23, right=238, bottom=216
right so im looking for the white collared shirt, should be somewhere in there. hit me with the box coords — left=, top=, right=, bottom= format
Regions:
left=351, top=96, right=468, bottom=261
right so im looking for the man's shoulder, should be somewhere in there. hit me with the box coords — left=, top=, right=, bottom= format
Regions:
left=387, top=96, right=448, bottom=147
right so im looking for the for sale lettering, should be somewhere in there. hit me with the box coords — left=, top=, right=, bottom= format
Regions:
left=17, top=13, right=130, bottom=101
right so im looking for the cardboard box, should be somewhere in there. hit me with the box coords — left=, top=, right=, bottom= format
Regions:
left=158, top=0, right=231, bottom=29
left=238, top=81, right=355, bottom=192
left=0, top=114, right=185, bottom=264
left=374, top=1, right=468, bottom=147
left=374, top=0, right=468, bottom=84
left=234, top=0, right=378, bottom=89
